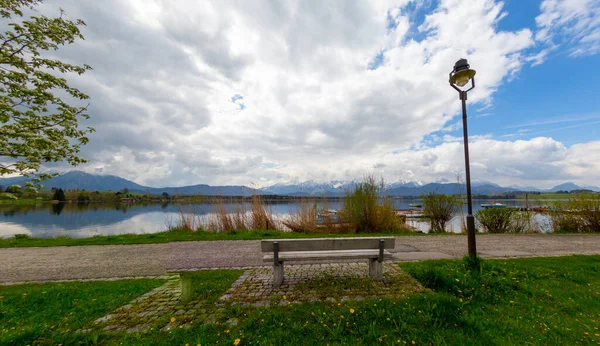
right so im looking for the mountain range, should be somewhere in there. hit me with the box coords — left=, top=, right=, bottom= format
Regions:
left=0, top=171, right=598, bottom=197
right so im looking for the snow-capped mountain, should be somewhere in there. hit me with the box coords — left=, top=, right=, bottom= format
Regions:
left=259, top=180, right=357, bottom=196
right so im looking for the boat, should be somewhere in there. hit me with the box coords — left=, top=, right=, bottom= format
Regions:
left=481, top=203, right=507, bottom=209
left=409, top=203, right=422, bottom=208
left=316, top=210, right=339, bottom=224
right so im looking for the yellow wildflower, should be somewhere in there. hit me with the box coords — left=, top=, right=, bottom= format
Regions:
left=225, top=329, right=230, bottom=334
left=350, top=308, right=355, bottom=314
left=234, top=339, right=241, bottom=346
left=170, top=317, right=176, bottom=323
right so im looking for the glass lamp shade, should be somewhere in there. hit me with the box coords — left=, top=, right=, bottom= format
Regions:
left=450, top=68, right=476, bottom=87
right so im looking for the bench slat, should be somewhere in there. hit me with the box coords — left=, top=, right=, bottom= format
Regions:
left=261, top=237, right=395, bottom=252
left=262, top=249, right=393, bottom=262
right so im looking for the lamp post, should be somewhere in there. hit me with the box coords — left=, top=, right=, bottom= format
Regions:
left=449, top=58, right=477, bottom=258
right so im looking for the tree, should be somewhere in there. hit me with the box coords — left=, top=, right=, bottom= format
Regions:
left=52, top=187, right=65, bottom=201
left=422, top=193, right=460, bottom=232
left=6, top=184, right=21, bottom=193
left=0, top=0, right=93, bottom=180
left=161, top=192, right=170, bottom=199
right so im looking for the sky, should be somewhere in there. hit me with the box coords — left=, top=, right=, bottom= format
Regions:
left=25, top=0, right=600, bottom=188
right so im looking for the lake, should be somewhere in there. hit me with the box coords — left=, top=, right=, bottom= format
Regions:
left=0, top=199, right=552, bottom=238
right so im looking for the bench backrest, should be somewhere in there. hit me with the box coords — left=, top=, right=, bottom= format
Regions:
left=261, top=237, right=395, bottom=253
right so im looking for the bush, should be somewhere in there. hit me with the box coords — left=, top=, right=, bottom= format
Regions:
left=0, top=192, right=18, bottom=200
left=422, top=193, right=460, bottom=232
left=475, top=208, right=515, bottom=233
left=338, top=175, right=400, bottom=233
left=551, top=193, right=600, bottom=233
left=77, top=191, right=91, bottom=203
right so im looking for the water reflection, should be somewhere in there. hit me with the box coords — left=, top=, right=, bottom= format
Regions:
left=0, top=199, right=551, bottom=238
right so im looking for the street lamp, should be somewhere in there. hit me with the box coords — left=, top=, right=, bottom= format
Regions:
left=449, top=58, right=477, bottom=258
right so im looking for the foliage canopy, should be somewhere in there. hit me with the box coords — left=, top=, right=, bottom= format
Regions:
left=0, top=0, right=93, bottom=180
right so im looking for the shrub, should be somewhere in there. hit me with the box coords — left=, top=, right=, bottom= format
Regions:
left=422, top=193, right=460, bottom=232
left=475, top=208, right=515, bottom=233
left=0, top=192, right=18, bottom=200
left=551, top=193, right=600, bottom=233
left=510, top=211, right=541, bottom=233
left=77, top=191, right=91, bottom=203
left=338, top=175, right=399, bottom=233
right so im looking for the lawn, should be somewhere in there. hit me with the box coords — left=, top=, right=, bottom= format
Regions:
left=2, top=255, right=599, bottom=345
left=0, top=228, right=431, bottom=248
left=0, top=279, right=165, bottom=345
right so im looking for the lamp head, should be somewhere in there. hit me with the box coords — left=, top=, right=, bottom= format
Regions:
left=450, top=58, right=476, bottom=87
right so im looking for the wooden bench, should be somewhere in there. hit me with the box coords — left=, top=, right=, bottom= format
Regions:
left=261, top=237, right=395, bottom=288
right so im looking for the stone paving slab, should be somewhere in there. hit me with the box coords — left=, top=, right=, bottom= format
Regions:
left=221, top=262, right=422, bottom=306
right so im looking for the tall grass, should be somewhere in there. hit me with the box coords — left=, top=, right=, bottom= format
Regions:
left=165, top=203, right=202, bottom=232
left=248, top=195, right=279, bottom=230
left=169, top=195, right=283, bottom=233
left=338, top=175, right=401, bottom=233
left=283, top=198, right=318, bottom=233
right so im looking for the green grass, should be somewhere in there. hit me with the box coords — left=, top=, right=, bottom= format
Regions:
left=0, top=228, right=430, bottom=248
left=0, top=279, right=165, bottom=345
left=184, top=269, right=244, bottom=304
left=5, top=256, right=599, bottom=345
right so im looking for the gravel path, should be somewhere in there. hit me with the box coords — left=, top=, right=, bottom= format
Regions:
left=1, top=234, right=599, bottom=284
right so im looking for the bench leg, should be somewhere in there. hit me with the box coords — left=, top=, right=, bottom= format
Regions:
left=369, top=259, right=383, bottom=280
left=180, top=272, right=193, bottom=303
left=273, top=263, right=284, bottom=288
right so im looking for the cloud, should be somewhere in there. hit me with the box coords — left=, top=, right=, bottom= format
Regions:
left=21, top=0, right=595, bottom=188
left=536, top=0, right=600, bottom=57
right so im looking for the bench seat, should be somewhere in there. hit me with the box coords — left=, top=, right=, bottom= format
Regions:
left=261, top=237, right=395, bottom=287
left=262, top=249, right=393, bottom=262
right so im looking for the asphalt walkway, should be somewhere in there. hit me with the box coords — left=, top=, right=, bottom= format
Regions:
left=1, top=234, right=599, bottom=284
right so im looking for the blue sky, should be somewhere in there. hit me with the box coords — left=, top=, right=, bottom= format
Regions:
left=421, top=0, right=600, bottom=147
left=26, top=0, right=600, bottom=188
left=470, top=0, right=600, bottom=146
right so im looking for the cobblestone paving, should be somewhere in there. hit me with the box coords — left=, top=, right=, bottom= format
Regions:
left=222, top=262, right=422, bottom=306
left=85, top=262, right=422, bottom=334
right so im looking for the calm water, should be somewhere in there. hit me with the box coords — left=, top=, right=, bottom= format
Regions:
left=0, top=199, right=551, bottom=239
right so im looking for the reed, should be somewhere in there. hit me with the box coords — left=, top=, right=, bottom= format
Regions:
left=283, top=198, right=318, bottom=233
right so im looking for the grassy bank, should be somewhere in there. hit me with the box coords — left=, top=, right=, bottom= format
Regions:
left=0, top=228, right=428, bottom=248
left=3, top=255, right=599, bottom=345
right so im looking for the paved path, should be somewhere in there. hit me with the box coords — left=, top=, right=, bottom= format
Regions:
left=1, top=234, right=600, bottom=284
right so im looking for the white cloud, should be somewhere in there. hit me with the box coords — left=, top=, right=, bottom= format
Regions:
left=20, top=0, right=597, bottom=188
left=536, top=0, right=600, bottom=57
